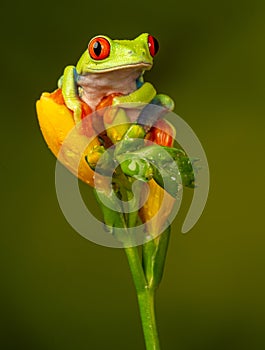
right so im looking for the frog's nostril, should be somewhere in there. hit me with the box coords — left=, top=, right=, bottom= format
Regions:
left=128, top=50, right=133, bottom=55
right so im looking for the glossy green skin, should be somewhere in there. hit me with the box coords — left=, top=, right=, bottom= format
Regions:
left=58, top=33, right=174, bottom=123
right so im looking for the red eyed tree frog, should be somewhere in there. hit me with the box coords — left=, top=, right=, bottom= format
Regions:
left=58, top=33, right=175, bottom=124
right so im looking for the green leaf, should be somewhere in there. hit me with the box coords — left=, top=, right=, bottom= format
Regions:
left=120, top=158, right=153, bottom=181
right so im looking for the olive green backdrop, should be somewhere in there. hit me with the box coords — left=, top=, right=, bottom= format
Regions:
left=1, top=0, right=264, bottom=349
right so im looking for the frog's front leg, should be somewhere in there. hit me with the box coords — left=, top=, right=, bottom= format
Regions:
left=112, top=82, right=157, bottom=106
left=61, top=65, right=82, bottom=124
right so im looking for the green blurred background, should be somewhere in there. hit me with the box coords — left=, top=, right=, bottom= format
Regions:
left=1, top=0, right=264, bottom=349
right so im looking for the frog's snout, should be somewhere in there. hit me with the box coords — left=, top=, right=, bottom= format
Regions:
left=127, top=49, right=146, bottom=59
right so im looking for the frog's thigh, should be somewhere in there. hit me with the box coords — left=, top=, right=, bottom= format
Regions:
left=113, top=82, right=157, bottom=105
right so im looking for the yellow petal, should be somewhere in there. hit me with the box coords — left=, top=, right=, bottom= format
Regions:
left=139, top=179, right=175, bottom=235
left=36, top=91, right=100, bottom=186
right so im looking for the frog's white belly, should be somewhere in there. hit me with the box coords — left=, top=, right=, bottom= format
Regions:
left=78, top=67, right=143, bottom=111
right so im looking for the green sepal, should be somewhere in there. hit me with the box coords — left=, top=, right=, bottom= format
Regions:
left=93, top=188, right=126, bottom=234
left=142, top=225, right=171, bottom=290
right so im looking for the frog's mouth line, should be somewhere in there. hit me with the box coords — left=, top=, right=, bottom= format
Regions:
left=86, top=62, right=152, bottom=73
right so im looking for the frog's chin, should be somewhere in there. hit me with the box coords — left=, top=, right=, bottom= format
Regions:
left=85, top=62, right=152, bottom=73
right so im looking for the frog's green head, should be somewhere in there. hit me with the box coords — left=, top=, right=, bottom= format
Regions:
left=76, top=33, right=159, bottom=74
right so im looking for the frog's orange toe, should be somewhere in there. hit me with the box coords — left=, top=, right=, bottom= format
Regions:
left=36, top=89, right=100, bottom=186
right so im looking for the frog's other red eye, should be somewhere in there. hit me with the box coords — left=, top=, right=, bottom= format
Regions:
left=148, top=35, right=159, bottom=57
left=88, top=37, right=110, bottom=60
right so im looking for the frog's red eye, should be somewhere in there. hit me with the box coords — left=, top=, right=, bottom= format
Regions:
left=88, top=37, right=110, bottom=60
left=148, top=35, right=159, bottom=57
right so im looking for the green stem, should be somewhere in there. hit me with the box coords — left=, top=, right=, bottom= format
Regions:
left=123, top=186, right=161, bottom=350
left=125, top=246, right=146, bottom=293
left=125, top=247, right=161, bottom=350
left=137, top=289, right=160, bottom=350
left=100, top=178, right=162, bottom=350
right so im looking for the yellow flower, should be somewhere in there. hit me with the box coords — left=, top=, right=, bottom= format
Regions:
left=36, top=89, right=176, bottom=233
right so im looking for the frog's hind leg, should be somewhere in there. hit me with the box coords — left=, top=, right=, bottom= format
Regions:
left=153, top=94, right=175, bottom=111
